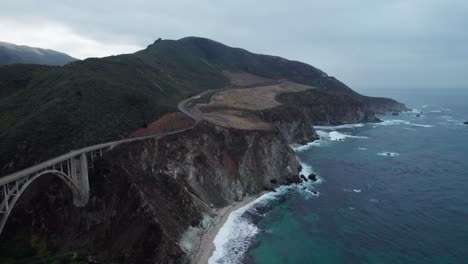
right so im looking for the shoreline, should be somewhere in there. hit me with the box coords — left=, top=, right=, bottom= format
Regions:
left=192, top=194, right=262, bottom=264
left=190, top=117, right=409, bottom=263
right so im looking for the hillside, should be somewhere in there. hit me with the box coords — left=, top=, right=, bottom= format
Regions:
left=0, top=37, right=406, bottom=175
left=0, top=41, right=77, bottom=66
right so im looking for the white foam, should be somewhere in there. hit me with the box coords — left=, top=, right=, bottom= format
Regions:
left=410, top=123, right=435, bottom=128
left=329, top=131, right=348, bottom=141
left=377, top=152, right=399, bottom=157
left=300, top=162, right=315, bottom=177
left=429, top=110, right=442, bottom=113
left=299, top=162, right=324, bottom=185
left=315, top=130, right=368, bottom=142
left=314, top=123, right=365, bottom=130
left=444, top=118, right=461, bottom=123
left=378, top=119, right=434, bottom=128
left=209, top=188, right=289, bottom=264
left=210, top=156, right=326, bottom=263
left=343, top=188, right=362, bottom=193
left=316, top=130, right=329, bottom=137
left=209, top=202, right=258, bottom=264
left=304, top=190, right=320, bottom=196
left=293, top=125, right=369, bottom=151
left=293, top=139, right=326, bottom=152
left=328, top=131, right=368, bottom=141
left=358, top=147, right=367, bottom=150
left=378, top=119, right=410, bottom=126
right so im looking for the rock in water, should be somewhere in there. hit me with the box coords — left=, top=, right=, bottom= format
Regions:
left=300, top=174, right=308, bottom=182
left=392, top=112, right=399, bottom=116
left=308, top=173, right=318, bottom=181
left=464, top=121, right=468, bottom=125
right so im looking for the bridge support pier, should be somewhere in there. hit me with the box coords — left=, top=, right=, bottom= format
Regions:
left=71, top=154, right=89, bottom=207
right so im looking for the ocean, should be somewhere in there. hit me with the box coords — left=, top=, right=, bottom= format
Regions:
left=209, top=88, right=468, bottom=264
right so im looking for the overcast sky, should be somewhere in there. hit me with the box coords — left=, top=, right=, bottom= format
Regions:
left=1, top=0, right=467, bottom=89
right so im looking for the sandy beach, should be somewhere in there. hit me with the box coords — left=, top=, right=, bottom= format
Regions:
left=192, top=195, right=260, bottom=264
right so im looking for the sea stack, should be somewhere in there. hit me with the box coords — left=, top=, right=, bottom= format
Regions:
left=308, top=173, right=318, bottom=182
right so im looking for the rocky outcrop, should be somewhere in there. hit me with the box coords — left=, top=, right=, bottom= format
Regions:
left=0, top=122, right=299, bottom=263
left=308, top=173, right=318, bottom=182
left=261, top=105, right=318, bottom=145
left=361, top=96, right=409, bottom=113
left=277, top=90, right=380, bottom=126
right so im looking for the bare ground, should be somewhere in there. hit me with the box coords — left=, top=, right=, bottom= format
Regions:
left=128, top=112, right=195, bottom=138
left=189, top=80, right=315, bottom=130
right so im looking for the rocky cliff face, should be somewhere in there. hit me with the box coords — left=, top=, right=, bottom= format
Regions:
left=261, top=105, right=319, bottom=145
left=278, top=90, right=380, bottom=125
left=0, top=122, right=299, bottom=263
left=361, top=96, right=409, bottom=113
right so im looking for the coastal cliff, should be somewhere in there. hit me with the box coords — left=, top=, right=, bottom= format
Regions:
left=0, top=121, right=300, bottom=263
left=0, top=89, right=404, bottom=263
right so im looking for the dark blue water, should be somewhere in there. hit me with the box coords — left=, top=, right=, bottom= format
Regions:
left=246, top=89, right=468, bottom=263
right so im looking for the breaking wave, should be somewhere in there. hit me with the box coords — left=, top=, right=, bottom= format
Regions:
left=378, top=119, right=434, bottom=128
left=314, top=123, right=365, bottom=130
left=377, top=152, right=400, bottom=157
left=318, top=130, right=368, bottom=141
left=209, top=187, right=290, bottom=264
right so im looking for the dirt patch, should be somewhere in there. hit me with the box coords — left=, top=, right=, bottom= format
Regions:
left=200, top=110, right=272, bottom=130
left=128, top=112, right=194, bottom=138
left=188, top=80, right=316, bottom=130
left=206, top=81, right=313, bottom=110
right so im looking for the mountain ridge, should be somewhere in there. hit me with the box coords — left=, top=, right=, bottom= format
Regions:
left=0, top=36, right=406, bottom=175
left=0, top=41, right=77, bottom=66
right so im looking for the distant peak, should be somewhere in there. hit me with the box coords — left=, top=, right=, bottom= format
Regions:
left=0, top=41, right=77, bottom=66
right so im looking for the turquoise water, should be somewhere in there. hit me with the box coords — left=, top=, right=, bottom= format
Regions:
left=244, top=89, right=468, bottom=264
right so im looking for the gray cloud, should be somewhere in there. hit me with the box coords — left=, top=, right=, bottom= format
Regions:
left=1, top=0, right=467, bottom=89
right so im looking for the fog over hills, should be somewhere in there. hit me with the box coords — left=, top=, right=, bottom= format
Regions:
left=0, top=41, right=77, bottom=66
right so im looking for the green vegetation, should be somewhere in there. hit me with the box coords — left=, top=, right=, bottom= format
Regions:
left=0, top=230, right=87, bottom=264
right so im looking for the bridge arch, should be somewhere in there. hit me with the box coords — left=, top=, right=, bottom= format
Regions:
left=0, top=169, right=84, bottom=234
